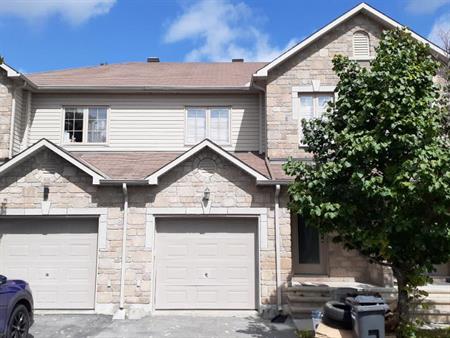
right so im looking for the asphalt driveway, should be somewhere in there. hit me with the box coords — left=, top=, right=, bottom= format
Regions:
left=29, top=313, right=298, bottom=338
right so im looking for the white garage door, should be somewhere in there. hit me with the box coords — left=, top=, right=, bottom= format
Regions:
left=155, top=217, right=257, bottom=309
left=0, top=217, right=98, bottom=309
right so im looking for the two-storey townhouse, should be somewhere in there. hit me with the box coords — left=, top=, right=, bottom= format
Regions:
left=0, top=3, right=448, bottom=320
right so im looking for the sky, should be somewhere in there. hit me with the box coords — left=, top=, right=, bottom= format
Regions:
left=0, top=0, right=449, bottom=74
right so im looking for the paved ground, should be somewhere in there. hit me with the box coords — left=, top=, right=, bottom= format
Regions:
left=29, top=313, right=298, bottom=338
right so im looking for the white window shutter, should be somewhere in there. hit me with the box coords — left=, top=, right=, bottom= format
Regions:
left=353, top=31, right=370, bottom=58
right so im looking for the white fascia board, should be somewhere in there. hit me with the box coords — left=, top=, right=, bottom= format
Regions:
left=0, top=139, right=106, bottom=184
left=146, top=139, right=269, bottom=184
left=254, top=3, right=447, bottom=78
left=0, top=63, right=21, bottom=78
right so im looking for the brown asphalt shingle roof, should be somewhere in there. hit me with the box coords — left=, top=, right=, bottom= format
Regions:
left=71, top=151, right=270, bottom=180
left=26, top=62, right=268, bottom=89
left=269, top=162, right=293, bottom=181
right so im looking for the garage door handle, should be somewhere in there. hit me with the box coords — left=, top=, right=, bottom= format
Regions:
left=204, top=273, right=208, bottom=278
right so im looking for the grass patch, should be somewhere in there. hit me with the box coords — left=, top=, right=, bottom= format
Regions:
left=416, top=328, right=450, bottom=338
left=296, top=330, right=315, bottom=338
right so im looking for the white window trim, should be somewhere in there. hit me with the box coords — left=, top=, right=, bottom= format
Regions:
left=349, top=56, right=375, bottom=61
left=292, top=81, right=336, bottom=120
left=184, top=107, right=232, bottom=146
left=297, top=93, right=335, bottom=147
left=61, top=106, right=110, bottom=145
left=147, top=207, right=268, bottom=312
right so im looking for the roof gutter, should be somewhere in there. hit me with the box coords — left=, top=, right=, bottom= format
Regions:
left=25, top=85, right=259, bottom=93
left=99, top=179, right=149, bottom=186
left=256, top=180, right=292, bottom=186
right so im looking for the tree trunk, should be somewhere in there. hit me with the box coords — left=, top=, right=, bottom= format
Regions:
left=393, top=268, right=411, bottom=338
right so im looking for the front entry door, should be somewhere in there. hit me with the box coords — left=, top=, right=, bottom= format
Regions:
left=292, top=214, right=328, bottom=275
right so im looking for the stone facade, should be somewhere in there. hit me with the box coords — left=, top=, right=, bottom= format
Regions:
left=328, top=241, right=376, bottom=282
left=4, top=8, right=447, bottom=316
left=263, top=13, right=395, bottom=287
left=0, top=148, right=293, bottom=312
left=0, top=71, right=12, bottom=161
left=0, top=149, right=124, bottom=310
left=265, top=13, right=384, bottom=159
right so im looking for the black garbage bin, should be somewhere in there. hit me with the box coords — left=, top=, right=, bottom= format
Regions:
left=345, top=295, right=389, bottom=338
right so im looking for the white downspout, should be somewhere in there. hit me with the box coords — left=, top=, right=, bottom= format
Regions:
left=274, top=184, right=282, bottom=311
left=258, top=92, right=263, bottom=154
left=119, top=183, right=128, bottom=310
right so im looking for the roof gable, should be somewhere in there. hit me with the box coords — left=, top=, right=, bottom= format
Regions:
left=254, top=3, right=447, bottom=78
left=0, top=139, right=107, bottom=184
left=145, top=139, right=269, bottom=184
left=0, top=63, right=21, bottom=78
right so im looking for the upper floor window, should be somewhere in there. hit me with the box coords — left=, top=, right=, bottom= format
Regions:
left=353, top=31, right=370, bottom=59
left=64, top=107, right=108, bottom=144
left=298, top=94, right=333, bottom=145
left=186, top=107, right=230, bottom=145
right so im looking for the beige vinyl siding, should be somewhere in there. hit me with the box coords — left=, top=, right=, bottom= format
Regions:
left=12, top=88, right=24, bottom=155
left=29, top=93, right=260, bottom=151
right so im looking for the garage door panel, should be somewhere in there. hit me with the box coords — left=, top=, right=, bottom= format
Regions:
left=158, top=285, right=254, bottom=309
left=0, top=217, right=98, bottom=309
left=156, top=218, right=257, bottom=309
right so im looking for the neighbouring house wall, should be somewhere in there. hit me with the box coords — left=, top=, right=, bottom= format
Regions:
left=0, top=71, right=13, bottom=161
left=0, top=148, right=292, bottom=311
left=265, top=13, right=384, bottom=159
left=29, top=93, right=261, bottom=152
left=0, top=149, right=125, bottom=308
left=12, top=88, right=26, bottom=156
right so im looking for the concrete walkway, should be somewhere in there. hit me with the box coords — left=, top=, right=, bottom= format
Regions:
left=29, top=313, right=298, bottom=338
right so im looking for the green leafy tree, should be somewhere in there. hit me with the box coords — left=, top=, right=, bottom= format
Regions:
left=284, top=28, right=450, bottom=337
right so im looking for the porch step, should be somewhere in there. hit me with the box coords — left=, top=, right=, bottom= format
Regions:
left=287, top=286, right=332, bottom=319
left=414, top=308, right=450, bottom=324
left=287, top=294, right=330, bottom=304
left=287, top=283, right=450, bottom=323
left=288, top=285, right=333, bottom=294
left=292, top=276, right=356, bottom=284
left=430, top=276, right=450, bottom=284
left=289, top=305, right=323, bottom=319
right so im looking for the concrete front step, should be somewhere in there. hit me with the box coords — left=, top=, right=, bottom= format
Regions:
left=287, top=282, right=450, bottom=322
left=292, top=276, right=357, bottom=283
left=415, top=301, right=450, bottom=312
left=287, top=294, right=330, bottom=304
left=414, top=309, right=450, bottom=324
left=289, top=305, right=323, bottom=319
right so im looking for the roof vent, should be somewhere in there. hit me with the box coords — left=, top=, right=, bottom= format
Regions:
left=232, top=58, right=244, bottom=62
left=147, top=57, right=160, bottom=63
